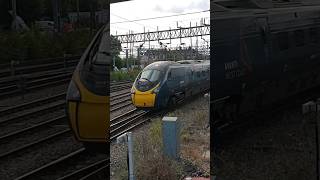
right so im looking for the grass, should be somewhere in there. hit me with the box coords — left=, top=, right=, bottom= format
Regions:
left=113, top=118, right=183, bottom=180
left=135, top=118, right=183, bottom=180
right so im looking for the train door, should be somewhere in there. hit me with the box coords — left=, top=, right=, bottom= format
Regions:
left=255, top=17, right=278, bottom=107
left=256, top=17, right=271, bottom=64
left=167, top=67, right=186, bottom=97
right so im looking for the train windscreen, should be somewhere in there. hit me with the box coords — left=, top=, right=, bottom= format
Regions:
left=91, top=27, right=109, bottom=65
left=140, top=69, right=161, bottom=83
left=135, top=69, right=162, bottom=91
left=80, top=25, right=109, bottom=96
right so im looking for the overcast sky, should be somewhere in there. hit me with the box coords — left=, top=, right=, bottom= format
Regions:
left=110, top=0, right=210, bottom=54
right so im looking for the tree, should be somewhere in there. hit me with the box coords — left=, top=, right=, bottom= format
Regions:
left=111, top=35, right=122, bottom=69
left=111, top=35, right=121, bottom=55
left=114, top=55, right=123, bottom=69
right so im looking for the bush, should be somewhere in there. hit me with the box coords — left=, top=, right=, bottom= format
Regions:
left=111, top=69, right=141, bottom=81
left=0, top=28, right=93, bottom=63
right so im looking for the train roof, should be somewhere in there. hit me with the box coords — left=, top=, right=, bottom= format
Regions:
left=211, top=0, right=320, bottom=19
left=144, top=61, right=178, bottom=70
left=211, top=0, right=320, bottom=9
left=177, top=60, right=210, bottom=64
left=144, top=60, right=210, bottom=71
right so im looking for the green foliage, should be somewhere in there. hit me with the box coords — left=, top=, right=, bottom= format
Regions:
left=0, top=0, right=107, bottom=27
left=0, top=28, right=93, bottom=63
left=132, top=119, right=183, bottom=180
left=149, top=119, right=163, bottom=150
left=113, top=56, right=123, bottom=69
left=111, top=35, right=121, bottom=56
left=111, top=69, right=140, bottom=82
left=110, top=35, right=122, bottom=69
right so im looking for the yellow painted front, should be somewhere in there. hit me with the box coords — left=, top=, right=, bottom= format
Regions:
left=68, top=102, right=78, bottom=138
left=77, top=101, right=108, bottom=140
left=132, top=84, right=158, bottom=107
left=69, top=69, right=109, bottom=142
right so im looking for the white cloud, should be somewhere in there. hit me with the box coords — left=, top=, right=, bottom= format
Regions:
left=151, top=0, right=209, bottom=13
left=111, top=0, right=210, bottom=49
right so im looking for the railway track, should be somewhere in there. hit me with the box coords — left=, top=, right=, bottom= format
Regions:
left=0, top=56, right=80, bottom=78
left=0, top=81, right=134, bottom=179
left=110, top=82, right=133, bottom=92
left=110, top=108, right=150, bottom=140
left=0, top=67, right=74, bottom=86
left=0, top=77, right=146, bottom=179
left=0, top=57, right=100, bottom=99
left=110, top=96, right=132, bottom=112
left=0, top=82, right=132, bottom=138
left=14, top=148, right=108, bottom=180
left=0, top=109, right=150, bottom=179
left=0, top=71, right=133, bottom=99
left=0, top=71, right=74, bottom=98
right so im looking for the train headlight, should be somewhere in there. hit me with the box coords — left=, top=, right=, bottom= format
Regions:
left=66, top=80, right=81, bottom=101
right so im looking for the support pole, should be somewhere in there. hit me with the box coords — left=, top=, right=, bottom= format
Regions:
left=126, top=48, right=129, bottom=70
left=127, top=132, right=135, bottom=180
left=116, top=132, right=135, bottom=180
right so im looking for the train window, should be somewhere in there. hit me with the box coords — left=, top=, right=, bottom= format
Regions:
left=168, top=68, right=184, bottom=81
left=176, top=68, right=185, bottom=79
left=277, top=32, right=289, bottom=50
left=90, top=27, right=109, bottom=65
left=140, top=69, right=161, bottom=82
left=294, top=30, right=305, bottom=47
left=310, top=28, right=318, bottom=43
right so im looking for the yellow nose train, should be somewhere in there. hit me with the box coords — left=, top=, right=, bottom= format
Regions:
left=66, top=25, right=109, bottom=151
left=131, top=60, right=210, bottom=109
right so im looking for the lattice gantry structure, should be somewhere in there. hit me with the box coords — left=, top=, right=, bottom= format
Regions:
left=114, top=25, right=210, bottom=44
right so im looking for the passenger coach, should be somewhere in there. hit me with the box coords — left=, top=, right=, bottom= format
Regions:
left=131, top=60, right=210, bottom=109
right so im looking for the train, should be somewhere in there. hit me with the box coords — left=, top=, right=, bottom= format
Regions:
left=211, top=0, right=320, bottom=125
left=66, top=25, right=109, bottom=151
left=131, top=60, right=210, bottom=109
